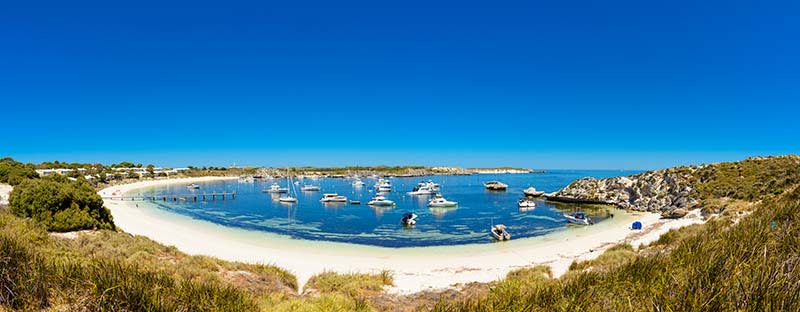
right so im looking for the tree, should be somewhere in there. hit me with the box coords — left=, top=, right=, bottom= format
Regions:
left=0, top=157, right=38, bottom=186
left=146, top=164, right=155, bottom=177
left=8, top=176, right=115, bottom=232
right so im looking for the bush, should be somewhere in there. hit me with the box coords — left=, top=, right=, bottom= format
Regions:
left=0, top=157, right=38, bottom=186
left=8, top=176, right=114, bottom=232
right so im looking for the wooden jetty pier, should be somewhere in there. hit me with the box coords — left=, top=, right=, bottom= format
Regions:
left=104, top=192, right=236, bottom=202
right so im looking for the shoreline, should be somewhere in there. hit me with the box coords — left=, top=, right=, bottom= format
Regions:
left=100, top=177, right=705, bottom=294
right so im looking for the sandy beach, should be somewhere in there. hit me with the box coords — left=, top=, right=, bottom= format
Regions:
left=100, top=177, right=705, bottom=293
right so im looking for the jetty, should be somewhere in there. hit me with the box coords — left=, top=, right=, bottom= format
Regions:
left=104, top=192, right=236, bottom=202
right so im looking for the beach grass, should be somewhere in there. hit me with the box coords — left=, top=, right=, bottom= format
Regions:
left=432, top=186, right=800, bottom=311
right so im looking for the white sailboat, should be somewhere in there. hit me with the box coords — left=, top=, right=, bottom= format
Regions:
left=279, top=174, right=297, bottom=203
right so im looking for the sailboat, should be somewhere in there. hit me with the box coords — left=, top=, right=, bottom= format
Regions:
left=279, top=174, right=298, bottom=203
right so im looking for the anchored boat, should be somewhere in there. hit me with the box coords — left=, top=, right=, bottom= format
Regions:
left=320, top=193, right=348, bottom=203
left=491, top=224, right=511, bottom=241
left=564, top=211, right=594, bottom=225
left=518, top=198, right=537, bottom=210
left=367, top=195, right=396, bottom=207
left=484, top=181, right=508, bottom=191
left=301, top=185, right=321, bottom=192
left=401, top=212, right=418, bottom=226
left=264, top=183, right=288, bottom=194
left=427, top=194, right=458, bottom=208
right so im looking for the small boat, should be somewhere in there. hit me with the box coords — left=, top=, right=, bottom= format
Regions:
left=427, top=194, right=458, bottom=208
left=301, top=185, right=321, bottom=192
left=491, top=224, right=511, bottom=241
left=564, top=211, right=594, bottom=225
left=350, top=200, right=361, bottom=205
left=264, top=183, right=288, bottom=193
left=523, top=187, right=545, bottom=197
left=367, top=195, right=396, bottom=207
left=518, top=198, right=537, bottom=209
left=320, top=193, right=348, bottom=203
left=238, top=176, right=254, bottom=183
left=401, top=212, right=418, bottom=226
left=484, top=181, right=508, bottom=191
left=352, top=179, right=365, bottom=187
left=186, top=183, right=200, bottom=189
left=278, top=196, right=297, bottom=203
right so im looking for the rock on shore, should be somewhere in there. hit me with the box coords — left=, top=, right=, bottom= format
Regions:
left=547, top=169, right=699, bottom=213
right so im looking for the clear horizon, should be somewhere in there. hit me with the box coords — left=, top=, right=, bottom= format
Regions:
left=2, top=1, right=798, bottom=169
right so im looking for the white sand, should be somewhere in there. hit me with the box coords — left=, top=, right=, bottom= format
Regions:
left=101, top=177, right=703, bottom=294
left=0, top=183, right=12, bottom=205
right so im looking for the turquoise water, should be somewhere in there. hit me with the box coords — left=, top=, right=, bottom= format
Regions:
left=132, top=170, right=636, bottom=247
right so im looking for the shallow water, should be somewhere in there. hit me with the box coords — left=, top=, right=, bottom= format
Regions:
left=131, top=170, right=636, bottom=247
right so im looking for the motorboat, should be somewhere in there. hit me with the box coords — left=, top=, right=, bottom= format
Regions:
left=408, top=181, right=438, bottom=195
left=238, top=176, right=254, bottom=183
left=278, top=196, right=297, bottom=203
left=401, top=212, right=418, bottom=226
left=484, top=181, right=508, bottom=191
left=320, top=193, right=347, bottom=203
left=186, top=183, right=200, bottom=189
left=491, top=224, right=511, bottom=241
left=264, top=183, right=288, bottom=193
left=564, top=211, right=594, bottom=225
left=375, top=179, right=392, bottom=192
left=367, top=195, right=395, bottom=207
left=301, top=185, right=321, bottom=192
left=518, top=198, right=537, bottom=209
left=523, top=187, right=545, bottom=197
left=352, top=179, right=365, bottom=187
left=427, top=194, right=458, bottom=208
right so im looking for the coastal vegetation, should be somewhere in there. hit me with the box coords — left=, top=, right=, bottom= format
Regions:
left=8, top=175, right=115, bottom=232
left=2, top=155, right=799, bottom=311
left=0, top=157, right=37, bottom=186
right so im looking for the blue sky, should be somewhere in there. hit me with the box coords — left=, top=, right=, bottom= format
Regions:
left=1, top=0, right=798, bottom=169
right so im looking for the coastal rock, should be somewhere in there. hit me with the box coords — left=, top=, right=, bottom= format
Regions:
left=661, top=208, right=689, bottom=219
left=548, top=169, right=699, bottom=214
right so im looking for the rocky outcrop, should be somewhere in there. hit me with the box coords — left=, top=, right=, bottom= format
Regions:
left=547, top=169, right=699, bottom=213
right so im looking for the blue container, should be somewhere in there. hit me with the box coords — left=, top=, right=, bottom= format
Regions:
left=632, top=221, right=643, bottom=230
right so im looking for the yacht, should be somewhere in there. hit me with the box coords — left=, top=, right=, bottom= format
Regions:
left=367, top=195, right=395, bottom=207
left=264, top=183, right=288, bottom=193
left=427, top=194, right=458, bottom=208
left=352, top=179, right=365, bottom=187
left=375, top=179, right=392, bottom=192
left=186, top=183, right=200, bottom=190
left=523, top=187, right=545, bottom=197
left=238, top=176, right=254, bottom=183
left=408, top=181, right=437, bottom=195
left=401, top=212, right=418, bottom=226
left=518, top=198, right=537, bottom=209
left=320, top=193, right=347, bottom=203
left=491, top=224, right=511, bottom=241
left=564, top=212, right=594, bottom=225
left=301, top=185, right=321, bottom=192
left=484, top=181, right=508, bottom=191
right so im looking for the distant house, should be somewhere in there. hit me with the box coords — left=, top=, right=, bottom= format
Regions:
left=35, top=168, right=74, bottom=177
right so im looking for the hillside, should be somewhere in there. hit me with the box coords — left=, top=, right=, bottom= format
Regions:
left=548, top=155, right=800, bottom=215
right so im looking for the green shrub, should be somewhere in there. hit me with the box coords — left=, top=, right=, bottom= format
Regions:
left=8, top=176, right=114, bottom=232
left=0, top=157, right=38, bottom=186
